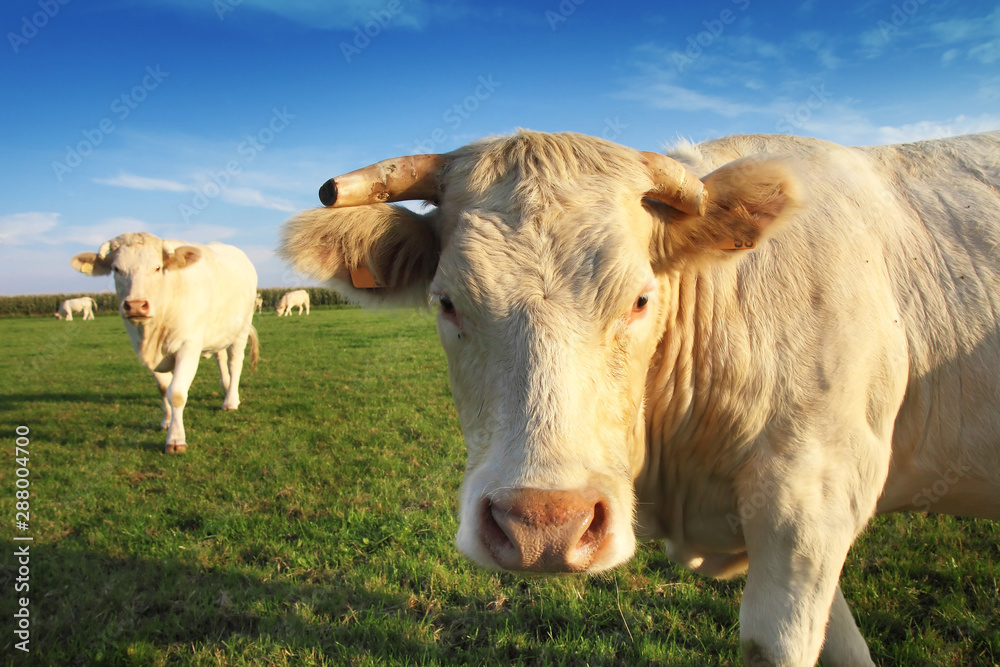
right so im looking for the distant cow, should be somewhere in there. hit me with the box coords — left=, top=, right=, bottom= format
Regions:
left=255, top=293, right=263, bottom=314
left=276, top=289, right=310, bottom=316
left=71, top=232, right=259, bottom=454
left=54, top=296, right=97, bottom=321
left=279, top=130, right=1000, bottom=666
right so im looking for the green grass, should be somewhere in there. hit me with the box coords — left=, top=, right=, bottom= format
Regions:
left=1, top=308, right=997, bottom=665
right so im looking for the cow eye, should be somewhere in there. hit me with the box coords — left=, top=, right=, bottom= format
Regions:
left=439, top=296, right=456, bottom=315
left=634, top=294, right=649, bottom=311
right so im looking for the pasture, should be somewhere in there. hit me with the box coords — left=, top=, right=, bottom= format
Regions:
left=1, top=308, right=997, bottom=665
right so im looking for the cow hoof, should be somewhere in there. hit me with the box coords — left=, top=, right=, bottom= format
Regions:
left=222, top=404, right=239, bottom=412
left=164, top=443, right=188, bottom=454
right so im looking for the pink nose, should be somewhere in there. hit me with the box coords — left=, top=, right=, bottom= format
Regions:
left=122, top=299, right=150, bottom=316
left=478, top=488, right=609, bottom=572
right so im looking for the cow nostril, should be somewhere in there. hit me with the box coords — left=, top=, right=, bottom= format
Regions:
left=480, top=497, right=514, bottom=553
left=578, top=500, right=608, bottom=550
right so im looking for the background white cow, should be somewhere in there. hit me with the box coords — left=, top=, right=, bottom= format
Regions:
left=276, top=289, right=310, bottom=316
left=279, top=130, right=1000, bottom=666
left=54, top=296, right=97, bottom=321
left=255, top=293, right=263, bottom=314
left=71, top=232, right=259, bottom=453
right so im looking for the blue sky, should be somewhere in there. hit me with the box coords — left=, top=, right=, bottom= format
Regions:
left=1, top=0, right=998, bottom=295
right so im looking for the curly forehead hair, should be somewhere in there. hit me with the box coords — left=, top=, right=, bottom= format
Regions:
left=99, top=232, right=162, bottom=258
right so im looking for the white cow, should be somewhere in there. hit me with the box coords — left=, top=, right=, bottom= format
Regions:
left=276, top=289, right=310, bottom=316
left=71, top=232, right=259, bottom=454
left=279, top=130, right=1000, bottom=666
left=54, top=296, right=97, bottom=320
left=255, top=293, right=263, bottom=314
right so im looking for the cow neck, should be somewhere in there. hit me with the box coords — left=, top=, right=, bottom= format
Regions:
left=134, top=298, right=179, bottom=370
left=637, top=263, right=763, bottom=530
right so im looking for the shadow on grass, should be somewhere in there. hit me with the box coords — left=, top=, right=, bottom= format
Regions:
left=0, top=545, right=420, bottom=665
left=0, top=544, right=741, bottom=666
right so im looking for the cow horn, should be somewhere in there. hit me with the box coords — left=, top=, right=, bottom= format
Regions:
left=319, top=154, right=448, bottom=207
left=641, top=151, right=708, bottom=217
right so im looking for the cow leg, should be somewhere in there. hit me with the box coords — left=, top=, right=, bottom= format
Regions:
left=739, top=527, right=855, bottom=666
left=738, top=461, right=881, bottom=666
left=216, top=349, right=231, bottom=393
left=304, top=302, right=310, bottom=315
left=163, top=344, right=200, bottom=453
left=153, top=370, right=173, bottom=430
left=221, top=332, right=248, bottom=411
left=819, top=584, right=874, bottom=666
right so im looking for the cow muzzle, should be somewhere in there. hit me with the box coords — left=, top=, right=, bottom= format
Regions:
left=122, top=299, right=151, bottom=321
left=478, top=488, right=610, bottom=573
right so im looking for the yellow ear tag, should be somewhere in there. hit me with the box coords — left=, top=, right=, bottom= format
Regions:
left=350, top=266, right=385, bottom=288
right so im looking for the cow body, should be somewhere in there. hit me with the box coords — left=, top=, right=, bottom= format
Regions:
left=279, top=130, right=1000, bottom=666
left=72, top=233, right=259, bottom=453
left=276, top=289, right=310, bottom=316
left=55, top=296, right=97, bottom=320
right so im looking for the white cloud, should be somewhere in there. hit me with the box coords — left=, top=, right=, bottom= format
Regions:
left=139, top=0, right=438, bottom=30
left=617, top=83, right=764, bottom=118
left=94, top=173, right=189, bottom=192
left=92, top=167, right=301, bottom=215
left=58, top=218, right=152, bottom=249
left=217, top=186, right=297, bottom=212
left=927, top=8, right=1000, bottom=45
left=0, top=212, right=60, bottom=246
left=876, top=113, right=1000, bottom=144
left=0, top=245, right=113, bottom=296
left=969, top=39, right=1000, bottom=64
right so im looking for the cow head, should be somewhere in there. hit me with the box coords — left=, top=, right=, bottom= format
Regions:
left=279, top=131, right=798, bottom=573
left=71, top=232, right=202, bottom=324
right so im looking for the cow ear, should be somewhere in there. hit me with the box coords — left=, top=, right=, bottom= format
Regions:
left=279, top=204, right=439, bottom=307
left=71, top=252, right=112, bottom=276
left=651, top=156, right=800, bottom=264
left=164, top=246, right=202, bottom=270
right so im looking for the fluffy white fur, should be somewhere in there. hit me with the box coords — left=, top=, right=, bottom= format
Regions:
left=72, top=232, right=259, bottom=452
left=279, top=130, right=1000, bottom=666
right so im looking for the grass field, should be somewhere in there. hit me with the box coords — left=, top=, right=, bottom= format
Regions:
left=1, top=308, right=998, bottom=665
